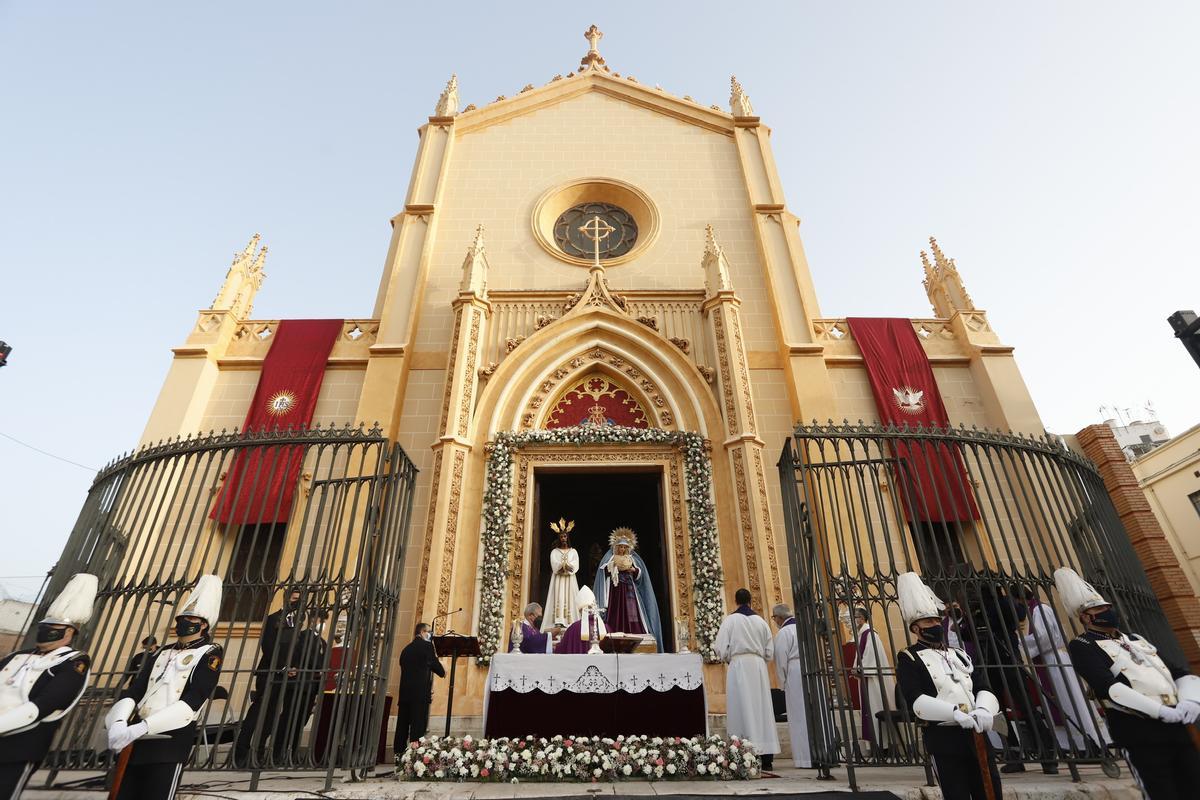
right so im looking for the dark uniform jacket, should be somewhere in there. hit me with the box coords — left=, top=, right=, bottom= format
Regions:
left=397, top=638, right=445, bottom=704
left=119, top=637, right=223, bottom=764
left=896, top=642, right=994, bottom=756
left=0, top=648, right=90, bottom=764
left=1067, top=630, right=1192, bottom=747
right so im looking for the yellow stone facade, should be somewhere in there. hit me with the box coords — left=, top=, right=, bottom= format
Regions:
left=139, top=31, right=1047, bottom=720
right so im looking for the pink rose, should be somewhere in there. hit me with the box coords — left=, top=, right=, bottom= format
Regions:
left=480, top=768, right=489, bottom=777
left=655, top=758, right=664, bottom=766
left=422, top=755, right=431, bottom=764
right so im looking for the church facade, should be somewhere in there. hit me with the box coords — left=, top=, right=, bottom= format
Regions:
left=135, top=28, right=1053, bottom=721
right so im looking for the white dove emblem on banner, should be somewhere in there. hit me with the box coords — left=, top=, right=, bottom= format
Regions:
left=892, top=386, right=925, bottom=415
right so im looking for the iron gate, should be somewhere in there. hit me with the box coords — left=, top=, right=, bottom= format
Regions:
left=25, top=425, right=417, bottom=786
left=778, top=422, right=1178, bottom=787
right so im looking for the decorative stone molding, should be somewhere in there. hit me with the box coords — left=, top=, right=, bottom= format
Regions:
left=636, top=316, right=659, bottom=330
left=669, top=337, right=690, bottom=354
left=434, top=74, right=459, bottom=117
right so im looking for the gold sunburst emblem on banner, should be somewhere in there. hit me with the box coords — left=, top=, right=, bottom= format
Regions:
left=266, top=390, right=297, bottom=416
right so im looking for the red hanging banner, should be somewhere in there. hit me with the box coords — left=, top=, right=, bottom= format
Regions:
left=845, top=318, right=979, bottom=523
left=211, top=319, right=343, bottom=525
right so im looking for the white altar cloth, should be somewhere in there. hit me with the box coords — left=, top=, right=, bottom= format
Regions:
left=483, top=653, right=707, bottom=730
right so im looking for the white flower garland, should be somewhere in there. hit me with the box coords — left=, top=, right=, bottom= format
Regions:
left=398, top=734, right=760, bottom=782
left=477, top=426, right=724, bottom=663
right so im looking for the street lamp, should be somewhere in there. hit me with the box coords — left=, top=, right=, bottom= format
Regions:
left=1168, top=311, right=1200, bottom=370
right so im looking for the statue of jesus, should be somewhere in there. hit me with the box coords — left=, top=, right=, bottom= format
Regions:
left=541, top=518, right=580, bottom=632
left=592, top=527, right=664, bottom=651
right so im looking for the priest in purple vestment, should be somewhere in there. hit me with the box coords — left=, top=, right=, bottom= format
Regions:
left=555, top=587, right=608, bottom=654
left=508, top=602, right=559, bottom=653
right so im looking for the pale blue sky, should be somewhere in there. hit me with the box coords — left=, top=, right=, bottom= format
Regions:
left=2, top=2, right=1198, bottom=600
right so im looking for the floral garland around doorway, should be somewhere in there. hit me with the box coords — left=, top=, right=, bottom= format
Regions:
left=478, top=426, right=723, bottom=664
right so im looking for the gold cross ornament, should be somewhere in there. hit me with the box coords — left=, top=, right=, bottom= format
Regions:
left=579, top=214, right=615, bottom=266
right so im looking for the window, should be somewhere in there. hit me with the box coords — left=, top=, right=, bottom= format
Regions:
left=553, top=202, right=638, bottom=260
left=909, top=521, right=967, bottom=576
left=220, top=523, right=286, bottom=622
left=1190, top=490, right=1200, bottom=520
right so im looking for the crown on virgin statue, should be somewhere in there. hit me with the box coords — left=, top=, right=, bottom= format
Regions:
left=609, top=526, right=638, bottom=550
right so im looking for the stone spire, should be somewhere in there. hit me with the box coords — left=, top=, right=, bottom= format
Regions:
left=211, top=233, right=267, bottom=319
left=435, top=74, right=459, bottom=117
left=459, top=224, right=489, bottom=297
left=580, top=24, right=607, bottom=71
left=730, top=76, right=754, bottom=116
left=921, top=236, right=976, bottom=318
left=702, top=225, right=735, bottom=296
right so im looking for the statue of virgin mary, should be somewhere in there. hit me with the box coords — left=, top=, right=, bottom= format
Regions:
left=592, top=527, right=663, bottom=651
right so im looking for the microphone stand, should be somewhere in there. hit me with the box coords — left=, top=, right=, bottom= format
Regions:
left=428, top=608, right=463, bottom=737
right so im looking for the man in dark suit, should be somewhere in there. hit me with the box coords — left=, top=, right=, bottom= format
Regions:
left=393, top=623, right=445, bottom=757
left=234, top=585, right=303, bottom=767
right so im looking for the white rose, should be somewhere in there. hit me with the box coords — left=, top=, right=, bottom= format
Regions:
left=623, top=765, right=632, bottom=775
left=593, top=768, right=602, bottom=777
left=434, top=769, right=444, bottom=778
left=667, top=764, right=677, bottom=774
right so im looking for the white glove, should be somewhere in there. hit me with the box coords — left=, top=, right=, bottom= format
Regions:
left=107, top=720, right=127, bottom=751
left=108, top=720, right=148, bottom=752
left=1175, top=700, right=1200, bottom=725
left=952, top=709, right=977, bottom=730
left=1158, top=705, right=1184, bottom=724
left=969, top=708, right=994, bottom=732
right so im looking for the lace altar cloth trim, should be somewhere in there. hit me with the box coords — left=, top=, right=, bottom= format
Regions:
left=486, top=653, right=705, bottom=694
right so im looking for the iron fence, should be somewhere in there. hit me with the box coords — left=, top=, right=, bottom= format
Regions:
left=778, top=422, right=1176, bottom=789
left=23, top=425, right=417, bottom=788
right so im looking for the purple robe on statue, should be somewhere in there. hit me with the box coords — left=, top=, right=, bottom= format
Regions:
left=605, top=568, right=647, bottom=635
left=509, top=621, right=550, bottom=654
left=554, top=619, right=588, bottom=654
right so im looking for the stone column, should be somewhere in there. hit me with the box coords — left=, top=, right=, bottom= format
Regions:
left=1076, top=424, right=1200, bottom=670
left=702, top=227, right=783, bottom=610
left=414, top=228, right=489, bottom=625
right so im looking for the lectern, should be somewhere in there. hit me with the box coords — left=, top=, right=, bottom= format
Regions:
left=431, top=633, right=480, bottom=737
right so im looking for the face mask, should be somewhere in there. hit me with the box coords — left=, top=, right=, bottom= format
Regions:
left=1090, top=608, right=1120, bottom=629
left=533, top=616, right=544, bottom=629
left=917, top=625, right=945, bottom=645
left=421, top=631, right=432, bottom=642
left=950, top=608, right=964, bottom=621
left=36, top=624, right=68, bottom=644
left=175, top=618, right=203, bottom=637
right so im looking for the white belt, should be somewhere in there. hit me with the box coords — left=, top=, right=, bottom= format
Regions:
left=731, top=653, right=764, bottom=662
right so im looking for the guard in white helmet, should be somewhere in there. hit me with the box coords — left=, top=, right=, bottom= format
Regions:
left=0, top=573, right=97, bottom=800
left=105, top=575, right=224, bottom=800
left=894, top=573, right=1002, bottom=799
left=1056, top=567, right=1200, bottom=800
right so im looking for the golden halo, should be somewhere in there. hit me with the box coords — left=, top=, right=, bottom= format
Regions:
left=266, top=390, right=297, bottom=416
left=608, top=526, right=638, bottom=551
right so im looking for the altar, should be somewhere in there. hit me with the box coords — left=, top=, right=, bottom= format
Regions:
left=483, top=653, right=708, bottom=739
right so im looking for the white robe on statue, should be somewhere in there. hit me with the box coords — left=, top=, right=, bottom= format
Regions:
left=853, top=622, right=896, bottom=750
left=772, top=621, right=811, bottom=767
left=715, top=612, right=780, bottom=756
left=1022, top=601, right=1109, bottom=748
left=542, top=547, right=581, bottom=632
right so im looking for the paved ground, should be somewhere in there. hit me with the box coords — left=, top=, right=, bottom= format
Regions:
left=22, top=763, right=1140, bottom=799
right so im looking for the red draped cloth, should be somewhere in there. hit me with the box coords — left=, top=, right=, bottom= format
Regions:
left=211, top=319, right=343, bottom=524
left=845, top=318, right=980, bottom=523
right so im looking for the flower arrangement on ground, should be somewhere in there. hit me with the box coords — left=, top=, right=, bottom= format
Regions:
left=397, top=734, right=760, bottom=782
left=477, top=425, right=724, bottom=664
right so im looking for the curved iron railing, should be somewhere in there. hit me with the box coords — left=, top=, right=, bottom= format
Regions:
left=25, top=425, right=417, bottom=788
left=779, top=422, right=1175, bottom=789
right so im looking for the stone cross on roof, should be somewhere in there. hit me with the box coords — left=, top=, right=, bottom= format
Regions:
left=580, top=24, right=606, bottom=70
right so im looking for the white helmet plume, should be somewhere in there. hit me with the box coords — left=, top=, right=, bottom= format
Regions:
left=1053, top=567, right=1107, bottom=615
left=897, top=572, right=944, bottom=627
left=42, top=573, right=98, bottom=629
left=177, top=574, right=223, bottom=626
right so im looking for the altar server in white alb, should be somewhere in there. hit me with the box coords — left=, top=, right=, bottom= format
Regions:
left=106, top=575, right=224, bottom=800
left=1019, top=583, right=1107, bottom=751
left=894, top=573, right=1002, bottom=800
left=1056, top=567, right=1200, bottom=800
left=0, top=573, right=97, bottom=800
left=715, top=588, right=780, bottom=770
left=770, top=603, right=811, bottom=768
